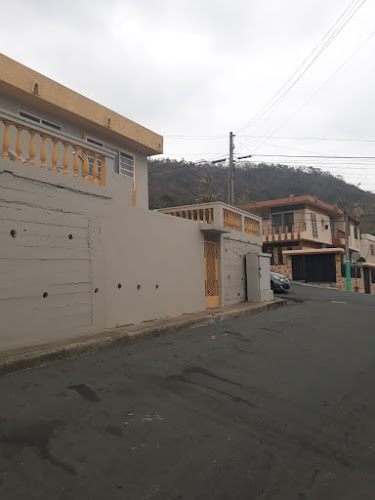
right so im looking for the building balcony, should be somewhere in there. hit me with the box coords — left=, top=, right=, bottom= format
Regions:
left=158, top=202, right=262, bottom=238
left=332, top=229, right=345, bottom=247
left=0, top=108, right=109, bottom=186
left=262, top=223, right=308, bottom=243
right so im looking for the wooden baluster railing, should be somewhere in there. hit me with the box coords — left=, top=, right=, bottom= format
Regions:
left=92, top=153, right=99, bottom=184
left=82, top=150, right=89, bottom=180
left=73, top=147, right=79, bottom=178
left=62, top=143, right=69, bottom=175
left=15, top=126, right=23, bottom=162
left=28, top=131, right=36, bottom=166
left=40, top=135, right=47, bottom=168
left=51, top=139, right=58, bottom=172
left=2, top=121, right=10, bottom=158
left=202, top=209, right=207, bottom=223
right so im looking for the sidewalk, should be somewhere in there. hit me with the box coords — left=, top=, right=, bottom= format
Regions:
left=0, top=298, right=289, bottom=375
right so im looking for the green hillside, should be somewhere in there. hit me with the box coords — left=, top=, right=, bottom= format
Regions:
left=148, top=159, right=375, bottom=234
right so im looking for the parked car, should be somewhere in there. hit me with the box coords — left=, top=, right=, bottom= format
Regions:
left=270, top=271, right=290, bottom=292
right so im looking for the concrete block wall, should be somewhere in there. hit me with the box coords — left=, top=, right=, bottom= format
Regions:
left=0, top=160, right=205, bottom=350
left=221, top=233, right=262, bottom=306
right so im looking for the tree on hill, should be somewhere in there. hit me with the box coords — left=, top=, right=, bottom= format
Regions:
left=148, top=159, right=375, bottom=234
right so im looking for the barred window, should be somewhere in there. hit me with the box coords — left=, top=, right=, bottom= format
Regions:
left=118, top=151, right=135, bottom=181
left=311, top=213, right=318, bottom=238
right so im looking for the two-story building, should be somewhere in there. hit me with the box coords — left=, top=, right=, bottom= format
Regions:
left=0, top=54, right=269, bottom=352
left=361, top=233, right=375, bottom=264
left=242, top=194, right=362, bottom=288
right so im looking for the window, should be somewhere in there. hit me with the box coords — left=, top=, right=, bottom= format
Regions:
left=86, top=136, right=135, bottom=184
left=271, top=212, right=294, bottom=232
left=371, top=245, right=374, bottom=256
left=354, top=226, right=358, bottom=239
left=277, top=248, right=284, bottom=265
left=330, top=217, right=335, bottom=239
left=119, top=151, right=135, bottom=180
left=310, top=213, right=318, bottom=238
left=19, top=111, right=62, bottom=131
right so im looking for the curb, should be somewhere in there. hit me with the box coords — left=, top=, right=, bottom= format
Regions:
left=0, top=299, right=290, bottom=376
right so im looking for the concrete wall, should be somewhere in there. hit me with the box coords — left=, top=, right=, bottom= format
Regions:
left=220, top=232, right=262, bottom=306
left=0, top=159, right=205, bottom=349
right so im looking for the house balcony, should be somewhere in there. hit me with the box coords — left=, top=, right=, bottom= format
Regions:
left=263, top=223, right=308, bottom=243
left=158, top=202, right=262, bottom=238
left=332, top=229, right=345, bottom=247
left=0, top=108, right=109, bottom=186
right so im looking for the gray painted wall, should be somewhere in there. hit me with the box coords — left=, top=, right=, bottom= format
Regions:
left=221, top=232, right=262, bottom=307
left=0, top=159, right=205, bottom=349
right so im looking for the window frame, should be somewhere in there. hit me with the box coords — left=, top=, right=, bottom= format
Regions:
left=19, top=110, right=62, bottom=131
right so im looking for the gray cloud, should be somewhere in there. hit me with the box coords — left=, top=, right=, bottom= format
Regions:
left=1, top=0, right=375, bottom=190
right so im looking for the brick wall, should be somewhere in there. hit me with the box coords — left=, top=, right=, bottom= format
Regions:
left=334, top=254, right=371, bottom=294
left=270, top=256, right=292, bottom=280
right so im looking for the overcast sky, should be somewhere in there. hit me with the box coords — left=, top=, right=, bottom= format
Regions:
left=2, top=0, right=375, bottom=191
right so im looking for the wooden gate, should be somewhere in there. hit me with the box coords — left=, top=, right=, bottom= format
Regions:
left=204, top=241, right=220, bottom=308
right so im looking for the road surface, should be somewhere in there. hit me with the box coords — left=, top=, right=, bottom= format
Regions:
left=1, top=284, right=375, bottom=499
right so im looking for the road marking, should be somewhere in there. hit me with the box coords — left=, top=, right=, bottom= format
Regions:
left=331, top=301, right=347, bottom=304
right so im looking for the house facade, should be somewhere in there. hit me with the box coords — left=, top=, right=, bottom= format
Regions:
left=0, top=55, right=269, bottom=351
left=241, top=194, right=366, bottom=290
left=361, top=233, right=375, bottom=264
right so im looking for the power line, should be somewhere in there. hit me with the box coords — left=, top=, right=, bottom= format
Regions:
left=236, top=0, right=367, bottom=135
left=251, top=154, right=375, bottom=159
left=249, top=27, right=375, bottom=155
left=240, top=135, right=375, bottom=144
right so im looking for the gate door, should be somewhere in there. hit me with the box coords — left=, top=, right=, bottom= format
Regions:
left=204, top=241, right=220, bottom=308
left=363, top=267, right=371, bottom=294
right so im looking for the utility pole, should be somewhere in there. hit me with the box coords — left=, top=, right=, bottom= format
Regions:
left=228, top=132, right=235, bottom=205
left=344, top=208, right=351, bottom=292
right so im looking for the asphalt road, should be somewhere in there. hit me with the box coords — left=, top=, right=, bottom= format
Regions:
left=1, top=284, right=375, bottom=499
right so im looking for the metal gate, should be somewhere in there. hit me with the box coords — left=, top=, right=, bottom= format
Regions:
left=292, top=254, right=336, bottom=283
left=204, top=241, right=220, bottom=308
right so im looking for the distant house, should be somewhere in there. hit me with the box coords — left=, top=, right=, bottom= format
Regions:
left=241, top=194, right=373, bottom=293
left=361, top=234, right=375, bottom=264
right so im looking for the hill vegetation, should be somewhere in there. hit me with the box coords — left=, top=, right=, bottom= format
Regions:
left=148, top=159, right=375, bottom=234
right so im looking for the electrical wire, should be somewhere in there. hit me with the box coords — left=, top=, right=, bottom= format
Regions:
left=248, top=27, right=375, bottom=156
left=236, top=0, right=367, bottom=135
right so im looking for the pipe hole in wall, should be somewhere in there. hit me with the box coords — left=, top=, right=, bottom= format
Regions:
left=118, top=283, right=122, bottom=289
left=43, top=292, right=48, bottom=298
left=137, top=284, right=141, bottom=290
left=94, top=288, right=99, bottom=293
left=155, top=284, right=159, bottom=289
left=10, top=229, right=16, bottom=238
left=68, top=234, right=73, bottom=240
